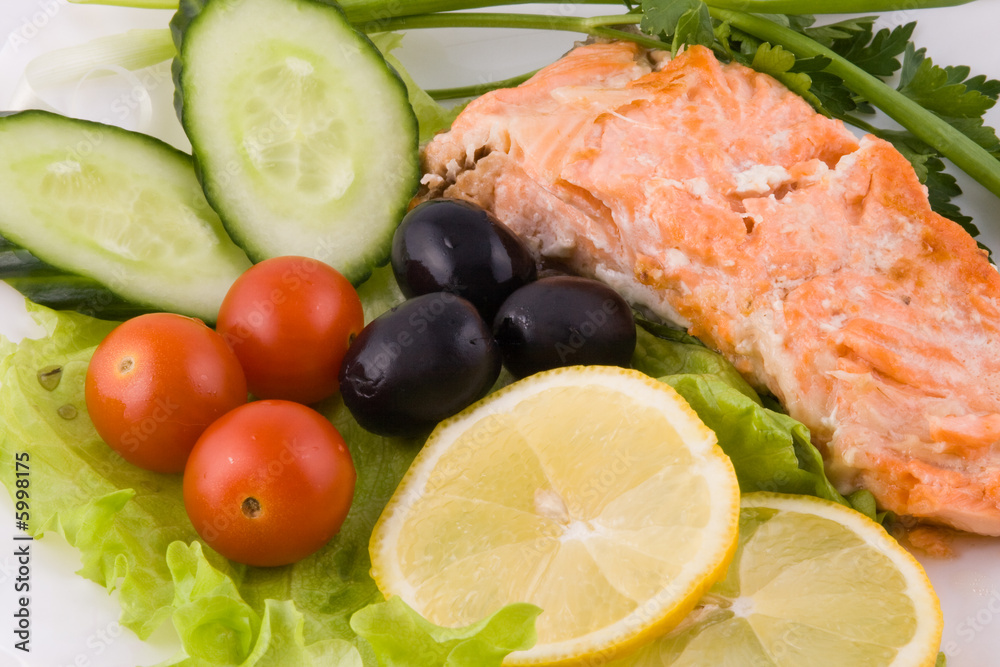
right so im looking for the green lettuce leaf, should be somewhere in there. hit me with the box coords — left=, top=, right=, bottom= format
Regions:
left=631, top=321, right=759, bottom=401
left=0, top=268, right=537, bottom=667
left=631, top=326, right=880, bottom=520
left=351, top=597, right=541, bottom=667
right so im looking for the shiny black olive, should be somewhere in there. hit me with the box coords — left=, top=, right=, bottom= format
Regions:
left=338, top=292, right=501, bottom=438
left=391, top=198, right=537, bottom=321
left=492, top=276, right=636, bottom=379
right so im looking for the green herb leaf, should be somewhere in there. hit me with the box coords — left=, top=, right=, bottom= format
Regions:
left=750, top=43, right=814, bottom=99
left=640, top=0, right=707, bottom=44
left=350, top=597, right=541, bottom=667
left=816, top=18, right=912, bottom=78
left=672, top=4, right=715, bottom=52
left=898, top=43, right=1000, bottom=119
left=749, top=40, right=795, bottom=75
left=799, top=15, right=867, bottom=47
left=632, top=320, right=760, bottom=402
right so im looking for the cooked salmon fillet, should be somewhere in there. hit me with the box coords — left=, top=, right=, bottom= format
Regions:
left=419, top=41, right=1000, bottom=535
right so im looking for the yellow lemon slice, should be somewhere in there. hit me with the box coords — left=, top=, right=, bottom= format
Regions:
left=370, top=365, right=741, bottom=665
left=609, top=492, right=944, bottom=667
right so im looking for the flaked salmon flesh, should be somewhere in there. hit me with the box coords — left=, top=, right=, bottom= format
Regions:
left=419, top=41, right=1000, bottom=535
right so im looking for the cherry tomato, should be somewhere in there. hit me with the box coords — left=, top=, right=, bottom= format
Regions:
left=216, top=256, right=365, bottom=404
left=183, top=400, right=356, bottom=567
left=84, top=313, right=248, bottom=474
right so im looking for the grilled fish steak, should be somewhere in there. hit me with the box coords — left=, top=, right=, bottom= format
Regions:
left=419, top=41, right=1000, bottom=535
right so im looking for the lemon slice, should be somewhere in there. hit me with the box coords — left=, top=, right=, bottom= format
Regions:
left=370, top=365, right=741, bottom=665
left=609, top=492, right=944, bottom=667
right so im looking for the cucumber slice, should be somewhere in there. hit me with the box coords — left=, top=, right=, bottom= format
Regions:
left=0, top=110, right=252, bottom=322
left=172, top=0, right=419, bottom=284
left=0, top=235, right=149, bottom=320
left=0, top=235, right=52, bottom=278
left=3, top=275, right=151, bottom=321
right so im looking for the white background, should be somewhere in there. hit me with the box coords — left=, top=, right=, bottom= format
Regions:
left=1, top=1, right=1000, bottom=665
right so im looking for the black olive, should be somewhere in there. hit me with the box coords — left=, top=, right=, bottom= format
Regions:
left=391, top=198, right=537, bottom=322
left=493, top=276, right=636, bottom=379
left=338, top=293, right=501, bottom=438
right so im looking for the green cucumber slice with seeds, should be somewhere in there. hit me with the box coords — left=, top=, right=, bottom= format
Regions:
left=172, top=0, right=420, bottom=285
left=0, top=110, right=252, bottom=322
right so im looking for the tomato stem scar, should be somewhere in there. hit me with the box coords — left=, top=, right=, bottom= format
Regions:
left=118, top=356, right=135, bottom=374
left=242, top=497, right=262, bottom=519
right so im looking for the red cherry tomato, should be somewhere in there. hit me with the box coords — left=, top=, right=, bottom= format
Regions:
left=216, top=256, right=365, bottom=404
left=183, top=400, right=356, bottom=567
left=84, top=313, right=248, bottom=473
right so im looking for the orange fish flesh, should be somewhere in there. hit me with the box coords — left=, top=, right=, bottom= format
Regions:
left=418, top=41, right=1000, bottom=535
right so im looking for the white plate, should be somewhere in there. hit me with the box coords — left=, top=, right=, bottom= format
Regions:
left=1, top=2, right=999, bottom=665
